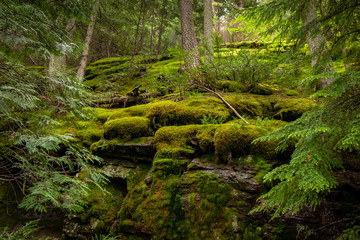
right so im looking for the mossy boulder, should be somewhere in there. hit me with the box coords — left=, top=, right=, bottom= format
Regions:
left=72, top=121, right=103, bottom=147
left=250, top=85, right=274, bottom=95
left=146, top=100, right=229, bottom=127
left=224, top=95, right=269, bottom=117
left=274, top=98, right=315, bottom=121
left=154, top=125, right=220, bottom=159
left=104, top=117, right=151, bottom=141
left=214, top=121, right=285, bottom=162
left=107, top=104, right=151, bottom=121
left=219, top=81, right=248, bottom=93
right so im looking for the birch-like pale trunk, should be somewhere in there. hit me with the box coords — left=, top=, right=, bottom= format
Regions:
left=301, top=0, right=335, bottom=90
left=76, top=0, right=100, bottom=81
left=48, top=18, right=76, bottom=76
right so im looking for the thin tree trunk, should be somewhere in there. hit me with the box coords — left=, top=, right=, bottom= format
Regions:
left=155, top=9, right=165, bottom=61
left=77, top=0, right=100, bottom=81
left=342, top=45, right=349, bottom=70
left=138, top=1, right=148, bottom=54
left=204, top=0, right=213, bottom=64
left=148, top=0, right=156, bottom=61
left=179, top=0, right=201, bottom=69
left=301, top=0, right=334, bottom=90
left=130, top=0, right=145, bottom=68
left=239, top=0, right=244, bottom=8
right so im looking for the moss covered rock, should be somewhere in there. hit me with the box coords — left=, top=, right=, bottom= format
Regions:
left=214, top=120, right=285, bottom=162
left=154, top=125, right=220, bottom=159
left=104, top=117, right=151, bottom=141
left=274, top=98, right=315, bottom=121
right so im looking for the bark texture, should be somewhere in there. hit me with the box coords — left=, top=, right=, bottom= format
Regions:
left=156, top=9, right=165, bottom=60
left=130, top=0, right=145, bottom=68
left=77, top=0, right=100, bottom=81
left=180, top=0, right=201, bottom=69
left=301, top=0, right=334, bottom=90
left=204, top=0, right=213, bottom=64
left=48, top=18, right=76, bottom=76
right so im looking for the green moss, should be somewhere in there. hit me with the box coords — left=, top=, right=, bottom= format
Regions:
left=103, top=117, right=151, bottom=141
left=198, top=174, right=232, bottom=212
left=154, top=125, right=220, bottom=159
left=92, top=108, right=114, bottom=123
left=146, top=100, right=230, bottom=128
left=274, top=98, right=315, bottom=121
left=154, top=125, right=198, bottom=159
left=214, top=121, right=284, bottom=162
left=80, top=182, right=125, bottom=232
left=224, top=95, right=267, bottom=117
left=152, top=158, right=188, bottom=178
left=107, top=104, right=151, bottom=120
left=72, top=121, right=103, bottom=147
left=219, top=81, right=248, bottom=93
left=146, top=101, right=201, bottom=127
left=283, top=89, right=300, bottom=96
left=250, top=85, right=274, bottom=95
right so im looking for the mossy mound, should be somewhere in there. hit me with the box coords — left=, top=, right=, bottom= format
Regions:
left=224, top=95, right=269, bottom=117
left=84, top=56, right=131, bottom=80
left=146, top=100, right=230, bottom=128
left=104, top=117, right=151, bottom=141
left=72, top=121, right=103, bottom=147
left=83, top=57, right=149, bottom=97
left=214, top=120, right=286, bottom=162
left=224, top=93, right=316, bottom=121
left=57, top=113, right=103, bottom=147
left=218, top=81, right=248, bottom=93
left=274, top=98, right=315, bottom=121
left=154, top=125, right=220, bottom=159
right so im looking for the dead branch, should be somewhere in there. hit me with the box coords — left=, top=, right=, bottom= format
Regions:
left=197, top=85, right=250, bottom=125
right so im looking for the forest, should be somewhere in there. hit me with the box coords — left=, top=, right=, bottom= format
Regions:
left=0, top=0, right=360, bottom=239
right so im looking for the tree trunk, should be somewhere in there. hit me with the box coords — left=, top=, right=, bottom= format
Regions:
left=301, top=0, right=335, bottom=90
left=48, top=18, right=76, bottom=76
left=76, top=0, right=100, bottom=81
left=204, top=0, right=213, bottom=64
left=179, top=0, right=201, bottom=69
left=342, top=45, right=349, bottom=70
left=239, top=0, right=244, bottom=8
left=130, top=0, right=145, bottom=68
left=155, top=9, right=165, bottom=61
left=148, top=0, right=156, bottom=61
left=138, top=1, right=148, bottom=54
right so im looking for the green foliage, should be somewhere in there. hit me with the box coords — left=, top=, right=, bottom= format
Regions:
left=252, top=71, right=360, bottom=218
left=224, top=52, right=274, bottom=88
left=0, top=0, right=109, bottom=216
left=337, top=226, right=360, bottom=240
left=0, top=220, right=40, bottom=240
left=91, top=234, right=120, bottom=240
left=214, top=121, right=283, bottom=162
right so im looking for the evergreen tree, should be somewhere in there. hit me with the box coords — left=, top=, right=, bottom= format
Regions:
left=0, top=0, right=107, bottom=213
left=245, top=0, right=360, bottom=236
